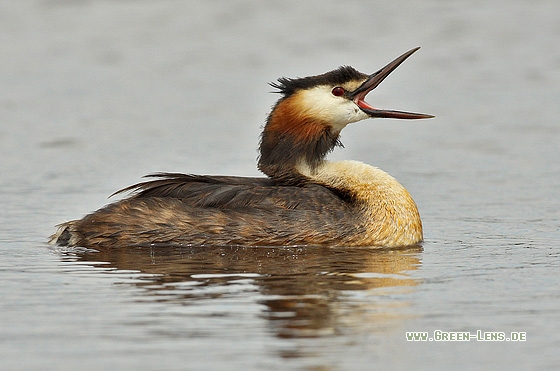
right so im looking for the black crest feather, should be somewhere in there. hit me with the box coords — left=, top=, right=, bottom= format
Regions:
left=270, top=66, right=368, bottom=96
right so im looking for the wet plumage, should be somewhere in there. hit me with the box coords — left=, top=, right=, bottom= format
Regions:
left=51, top=48, right=433, bottom=248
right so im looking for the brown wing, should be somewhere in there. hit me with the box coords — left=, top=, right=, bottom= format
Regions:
left=113, top=172, right=350, bottom=212
left=54, top=173, right=362, bottom=247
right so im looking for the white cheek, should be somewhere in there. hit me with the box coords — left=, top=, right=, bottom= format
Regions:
left=301, top=86, right=370, bottom=130
left=346, top=105, right=370, bottom=124
left=328, top=103, right=367, bottom=131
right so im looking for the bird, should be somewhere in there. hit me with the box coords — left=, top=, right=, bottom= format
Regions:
left=50, top=47, right=434, bottom=249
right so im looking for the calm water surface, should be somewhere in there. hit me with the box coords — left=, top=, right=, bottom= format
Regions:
left=1, top=1, right=559, bottom=370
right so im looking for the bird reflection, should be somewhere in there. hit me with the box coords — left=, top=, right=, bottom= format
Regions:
left=69, top=244, right=422, bottom=339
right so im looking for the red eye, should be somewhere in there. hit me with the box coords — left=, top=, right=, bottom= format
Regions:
left=331, top=87, right=345, bottom=96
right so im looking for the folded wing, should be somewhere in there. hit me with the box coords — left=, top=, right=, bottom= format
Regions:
left=114, top=172, right=351, bottom=212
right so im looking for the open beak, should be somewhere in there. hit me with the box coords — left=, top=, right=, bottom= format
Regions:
left=350, top=47, right=434, bottom=119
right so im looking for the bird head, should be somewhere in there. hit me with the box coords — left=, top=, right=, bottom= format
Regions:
left=259, top=47, right=433, bottom=182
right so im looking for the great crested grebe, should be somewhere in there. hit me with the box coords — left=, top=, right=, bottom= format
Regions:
left=50, top=47, right=433, bottom=248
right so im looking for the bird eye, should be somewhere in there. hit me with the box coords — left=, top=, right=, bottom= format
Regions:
left=331, top=87, right=345, bottom=96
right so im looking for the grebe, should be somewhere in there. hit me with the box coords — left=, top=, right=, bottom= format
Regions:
left=51, top=47, right=433, bottom=248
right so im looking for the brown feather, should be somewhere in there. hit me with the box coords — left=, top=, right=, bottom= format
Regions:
left=52, top=176, right=364, bottom=247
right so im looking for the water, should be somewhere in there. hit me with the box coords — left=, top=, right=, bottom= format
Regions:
left=1, top=1, right=559, bottom=370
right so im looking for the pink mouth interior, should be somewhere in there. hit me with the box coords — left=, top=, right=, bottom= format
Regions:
left=356, top=99, right=377, bottom=111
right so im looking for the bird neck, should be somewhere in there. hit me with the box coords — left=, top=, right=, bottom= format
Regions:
left=297, top=160, right=423, bottom=246
left=258, top=95, right=342, bottom=184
